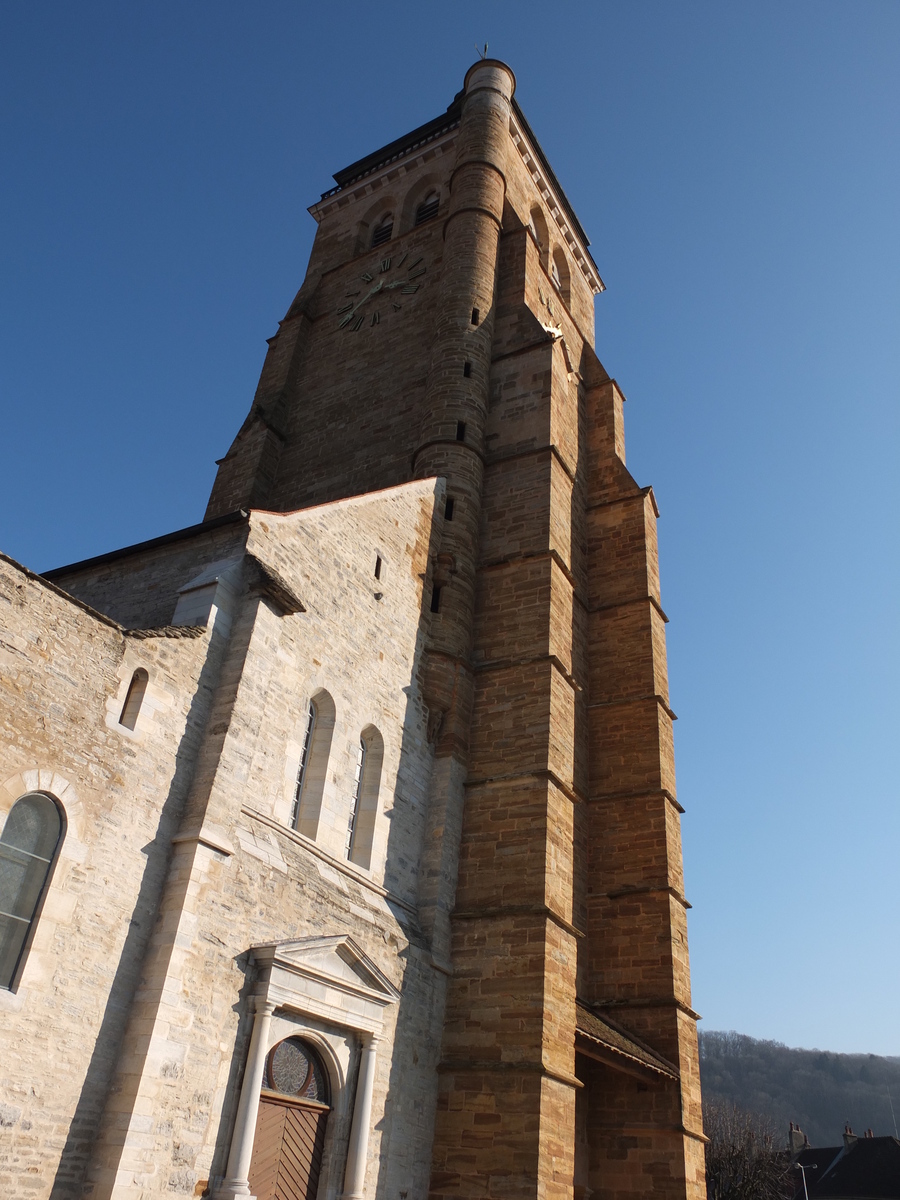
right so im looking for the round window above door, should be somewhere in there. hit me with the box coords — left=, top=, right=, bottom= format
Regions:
left=265, top=1037, right=330, bottom=1105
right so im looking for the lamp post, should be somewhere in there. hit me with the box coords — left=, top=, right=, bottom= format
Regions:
left=794, top=1161, right=818, bottom=1200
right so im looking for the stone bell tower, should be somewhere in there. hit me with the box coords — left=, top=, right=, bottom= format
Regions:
left=207, top=58, right=705, bottom=1200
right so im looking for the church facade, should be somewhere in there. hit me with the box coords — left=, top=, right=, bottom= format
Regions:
left=0, top=61, right=705, bottom=1200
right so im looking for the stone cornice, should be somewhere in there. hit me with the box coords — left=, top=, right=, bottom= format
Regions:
left=308, top=129, right=458, bottom=222
left=509, top=109, right=604, bottom=295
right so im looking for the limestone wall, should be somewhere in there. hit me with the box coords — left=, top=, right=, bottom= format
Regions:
left=81, top=479, right=450, bottom=1199
left=0, top=554, right=213, bottom=1197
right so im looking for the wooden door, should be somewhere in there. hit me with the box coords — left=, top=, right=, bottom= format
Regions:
left=248, top=1093, right=328, bottom=1200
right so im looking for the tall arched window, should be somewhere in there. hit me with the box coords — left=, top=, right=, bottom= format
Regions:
left=292, top=690, right=336, bottom=840
left=290, top=700, right=317, bottom=828
left=119, top=668, right=148, bottom=731
left=345, top=725, right=384, bottom=870
left=414, top=191, right=440, bottom=226
left=371, top=213, right=393, bottom=247
left=345, top=740, right=366, bottom=860
left=0, top=792, right=64, bottom=990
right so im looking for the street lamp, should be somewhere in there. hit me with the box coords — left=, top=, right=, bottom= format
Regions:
left=794, top=1161, right=818, bottom=1200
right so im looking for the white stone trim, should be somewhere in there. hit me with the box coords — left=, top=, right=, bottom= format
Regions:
left=214, top=936, right=398, bottom=1200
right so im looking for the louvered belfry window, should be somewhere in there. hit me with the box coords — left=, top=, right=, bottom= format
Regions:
left=371, top=214, right=393, bottom=247
left=0, top=793, right=63, bottom=989
left=414, top=191, right=440, bottom=226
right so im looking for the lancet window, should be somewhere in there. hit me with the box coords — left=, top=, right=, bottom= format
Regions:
left=0, top=792, right=64, bottom=990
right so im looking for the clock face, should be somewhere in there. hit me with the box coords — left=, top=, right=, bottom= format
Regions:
left=335, top=250, right=427, bottom=331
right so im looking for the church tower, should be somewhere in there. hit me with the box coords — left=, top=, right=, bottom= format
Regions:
left=206, top=59, right=705, bottom=1200
left=0, top=56, right=703, bottom=1200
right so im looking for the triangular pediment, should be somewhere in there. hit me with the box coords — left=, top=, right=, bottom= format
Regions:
left=251, top=935, right=399, bottom=1005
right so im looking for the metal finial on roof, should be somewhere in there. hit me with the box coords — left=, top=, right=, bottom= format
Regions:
left=474, top=42, right=488, bottom=60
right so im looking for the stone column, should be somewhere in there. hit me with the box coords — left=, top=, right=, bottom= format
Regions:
left=214, top=996, right=275, bottom=1200
left=340, top=1034, right=379, bottom=1200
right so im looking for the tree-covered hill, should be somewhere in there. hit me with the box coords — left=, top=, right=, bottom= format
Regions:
left=699, top=1031, right=900, bottom=1147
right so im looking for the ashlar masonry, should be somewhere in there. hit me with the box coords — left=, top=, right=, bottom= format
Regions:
left=0, top=59, right=705, bottom=1200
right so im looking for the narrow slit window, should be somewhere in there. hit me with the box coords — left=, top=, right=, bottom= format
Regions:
left=290, top=700, right=317, bottom=829
left=0, top=792, right=64, bottom=990
left=346, top=740, right=366, bottom=858
left=463, top=361, right=472, bottom=378
left=371, top=214, right=393, bottom=247
left=471, top=308, right=480, bottom=326
left=444, top=497, right=455, bottom=521
left=119, top=669, right=148, bottom=731
left=430, top=585, right=442, bottom=614
left=414, top=191, right=440, bottom=226
left=456, top=421, right=466, bottom=442
left=374, top=555, right=383, bottom=581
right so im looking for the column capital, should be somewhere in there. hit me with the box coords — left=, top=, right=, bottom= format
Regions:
left=250, top=995, right=276, bottom=1017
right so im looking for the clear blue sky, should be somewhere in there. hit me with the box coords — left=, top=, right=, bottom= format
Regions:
left=2, top=3, right=898, bottom=1058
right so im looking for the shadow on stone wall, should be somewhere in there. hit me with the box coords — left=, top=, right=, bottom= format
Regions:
left=50, top=600, right=246, bottom=1199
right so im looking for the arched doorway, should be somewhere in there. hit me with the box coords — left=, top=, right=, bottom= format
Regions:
left=248, top=1036, right=331, bottom=1200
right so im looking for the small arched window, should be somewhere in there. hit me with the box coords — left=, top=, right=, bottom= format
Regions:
left=528, top=205, right=550, bottom=272
left=371, top=213, right=393, bottom=247
left=0, top=792, right=64, bottom=990
left=551, top=247, right=570, bottom=301
left=292, top=690, right=336, bottom=839
left=414, top=191, right=440, bottom=226
left=119, top=668, right=148, bottom=731
left=529, top=206, right=548, bottom=253
left=345, top=726, right=384, bottom=869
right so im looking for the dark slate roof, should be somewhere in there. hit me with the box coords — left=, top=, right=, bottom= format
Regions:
left=42, top=510, right=248, bottom=579
left=329, top=91, right=463, bottom=193
left=793, top=1146, right=843, bottom=1193
left=811, top=1137, right=900, bottom=1200
left=575, top=1003, right=679, bottom=1079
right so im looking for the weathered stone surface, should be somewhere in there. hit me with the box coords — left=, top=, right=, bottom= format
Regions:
left=0, top=57, right=703, bottom=1200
